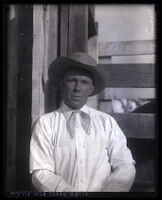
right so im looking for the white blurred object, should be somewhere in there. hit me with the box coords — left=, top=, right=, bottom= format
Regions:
left=127, top=100, right=138, bottom=112
left=112, top=100, right=125, bottom=113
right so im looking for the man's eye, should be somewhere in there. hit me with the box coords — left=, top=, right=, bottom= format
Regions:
left=67, top=79, right=75, bottom=83
left=82, top=81, right=89, bottom=84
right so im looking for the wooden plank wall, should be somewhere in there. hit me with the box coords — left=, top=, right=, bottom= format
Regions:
left=59, top=4, right=88, bottom=57
left=99, top=63, right=155, bottom=88
left=68, top=5, right=88, bottom=54
left=100, top=88, right=155, bottom=100
left=87, top=27, right=98, bottom=109
left=32, top=5, right=58, bottom=124
left=4, top=4, right=33, bottom=192
left=99, top=40, right=155, bottom=57
left=32, top=4, right=98, bottom=123
left=59, top=5, right=69, bottom=57
left=88, top=5, right=97, bottom=38
left=110, top=113, right=155, bottom=139
left=4, top=4, right=97, bottom=192
left=4, top=5, right=19, bottom=192
left=15, top=5, right=33, bottom=190
left=98, top=40, right=157, bottom=191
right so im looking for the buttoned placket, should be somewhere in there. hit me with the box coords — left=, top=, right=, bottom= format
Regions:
left=75, top=112, right=87, bottom=191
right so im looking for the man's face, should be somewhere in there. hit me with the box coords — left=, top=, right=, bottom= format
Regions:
left=61, top=68, right=94, bottom=109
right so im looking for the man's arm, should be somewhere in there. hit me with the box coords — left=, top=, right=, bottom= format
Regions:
left=103, top=116, right=136, bottom=192
left=31, top=170, right=76, bottom=192
left=30, top=116, right=77, bottom=192
left=102, top=163, right=136, bottom=192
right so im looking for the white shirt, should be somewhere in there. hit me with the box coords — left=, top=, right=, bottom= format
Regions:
left=29, top=103, right=135, bottom=192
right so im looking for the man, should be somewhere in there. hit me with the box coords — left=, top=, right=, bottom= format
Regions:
left=29, top=52, right=136, bottom=192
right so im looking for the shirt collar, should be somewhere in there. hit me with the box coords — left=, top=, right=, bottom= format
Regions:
left=60, top=101, right=89, bottom=119
left=60, top=101, right=91, bottom=137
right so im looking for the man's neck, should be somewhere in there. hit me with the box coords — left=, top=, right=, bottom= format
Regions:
left=62, top=101, right=86, bottom=110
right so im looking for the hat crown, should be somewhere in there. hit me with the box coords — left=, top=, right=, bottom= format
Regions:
left=69, top=52, right=97, bottom=66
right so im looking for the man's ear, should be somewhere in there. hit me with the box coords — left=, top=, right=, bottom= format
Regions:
left=89, top=85, right=94, bottom=95
left=59, top=80, right=64, bottom=91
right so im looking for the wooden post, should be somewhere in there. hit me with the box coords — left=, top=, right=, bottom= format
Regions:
left=32, top=5, right=58, bottom=124
left=4, top=5, right=19, bottom=192
left=87, top=34, right=99, bottom=109
left=32, top=5, right=45, bottom=124
left=15, top=4, right=33, bottom=191
left=59, top=5, right=69, bottom=57
left=59, top=5, right=89, bottom=56
left=42, top=5, right=58, bottom=113
left=68, top=4, right=88, bottom=55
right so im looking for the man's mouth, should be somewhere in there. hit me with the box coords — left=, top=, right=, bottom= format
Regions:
left=71, top=95, right=81, bottom=100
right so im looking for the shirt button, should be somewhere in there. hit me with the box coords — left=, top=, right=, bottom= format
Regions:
left=80, top=179, right=83, bottom=183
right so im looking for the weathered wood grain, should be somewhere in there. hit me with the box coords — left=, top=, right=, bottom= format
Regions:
left=16, top=5, right=33, bottom=191
left=100, top=88, right=156, bottom=100
left=32, top=5, right=45, bottom=124
left=87, top=33, right=99, bottom=109
left=5, top=5, right=19, bottom=191
left=59, top=5, right=69, bottom=56
left=99, top=40, right=155, bottom=57
left=68, top=4, right=88, bottom=54
left=43, top=5, right=58, bottom=81
left=135, top=159, right=155, bottom=184
left=32, top=5, right=58, bottom=122
left=88, top=5, right=97, bottom=38
left=109, top=113, right=156, bottom=138
left=99, top=63, right=155, bottom=88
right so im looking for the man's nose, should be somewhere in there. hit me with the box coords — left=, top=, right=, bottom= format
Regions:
left=74, top=82, right=81, bottom=91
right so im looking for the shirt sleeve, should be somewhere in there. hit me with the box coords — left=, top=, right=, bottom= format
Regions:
left=29, top=115, right=76, bottom=192
left=29, top=116, right=55, bottom=173
left=107, top=116, right=135, bottom=169
left=32, top=170, right=77, bottom=192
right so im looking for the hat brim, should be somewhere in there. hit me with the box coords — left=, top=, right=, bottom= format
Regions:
left=48, top=57, right=108, bottom=96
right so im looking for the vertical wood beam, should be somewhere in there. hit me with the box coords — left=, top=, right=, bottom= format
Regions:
left=43, top=5, right=58, bottom=112
left=59, top=5, right=69, bottom=57
left=88, top=5, right=97, bottom=38
left=87, top=34, right=99, bottom=109
left=32, top=5, right=45, bottom=124
left=68, top=4, right=88, bottom=55
left=43, top=5, right=58, bottom=82
left=15, top=4, right=33, bottom=190
left=32, top=5, right=58, bottom=123
left=59, top=4, right=89, bottom=56
left=4, top=5, right=19, bottom=192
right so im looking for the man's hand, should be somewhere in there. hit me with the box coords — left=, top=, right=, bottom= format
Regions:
left=102, top=164, right=136, bottom=192
left=63, top=185, right=77, bottom=192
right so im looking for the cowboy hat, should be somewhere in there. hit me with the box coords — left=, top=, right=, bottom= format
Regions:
left=48, top=52, right=108, bottom=96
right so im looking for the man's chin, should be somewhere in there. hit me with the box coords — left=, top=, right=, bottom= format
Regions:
left=67, top=100, right=84, bottom=110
